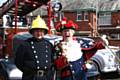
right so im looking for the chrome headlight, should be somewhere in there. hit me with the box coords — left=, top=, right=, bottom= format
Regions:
left=86, top=62, right=93, bottom=69
left=86, top=61, right=100, bottom=77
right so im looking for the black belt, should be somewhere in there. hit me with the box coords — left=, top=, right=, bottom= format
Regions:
left=24, top=66, right=54, bottom=77
left=36, top=70, right=47, bottom=77
left=23, top=68, right=50, bottom=77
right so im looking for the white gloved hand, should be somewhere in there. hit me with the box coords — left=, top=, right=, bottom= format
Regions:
left=101, top=35, right=109, bottom=46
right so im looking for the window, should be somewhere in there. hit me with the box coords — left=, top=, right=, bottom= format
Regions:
left=98, top=12, right=111, bottom=25
left=77, top=12, right=82, bottom=21
left=12, top=16, right=27, bottom=27
left=84, top=12, right=88, bottom=21
left=77, top=11, right=89, bottom=21
left=110, top=34, right=120, bottom=40
left=2, top=15, right=28, bottom=27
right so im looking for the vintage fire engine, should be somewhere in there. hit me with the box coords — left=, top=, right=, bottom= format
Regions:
left=0, top=0, right=51, bottom=79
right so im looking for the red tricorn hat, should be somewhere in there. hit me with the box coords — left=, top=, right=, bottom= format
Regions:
left=56, top=17, right=78, bottom=32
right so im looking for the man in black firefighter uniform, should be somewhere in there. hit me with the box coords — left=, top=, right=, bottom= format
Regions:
left=15, top=15, right=54, bottom=80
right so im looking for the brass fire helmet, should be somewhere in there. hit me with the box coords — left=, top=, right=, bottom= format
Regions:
left=29, top=15, right=48, bottom=34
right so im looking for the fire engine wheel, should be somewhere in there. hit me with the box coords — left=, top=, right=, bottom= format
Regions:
left=0, top=69, right=9, bottom=80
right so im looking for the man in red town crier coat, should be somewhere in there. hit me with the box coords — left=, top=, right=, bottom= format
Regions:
left=54, top=17, right=105, bottom=80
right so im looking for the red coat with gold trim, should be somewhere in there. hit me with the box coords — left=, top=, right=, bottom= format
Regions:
left=54, top=38, right=105, bottom=77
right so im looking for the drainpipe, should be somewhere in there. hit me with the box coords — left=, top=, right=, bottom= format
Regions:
left=95, top=0, right=99, bottom=37
left=47, top=0, right=52, bottom=34
left=14, top=0, right=18, bottom=34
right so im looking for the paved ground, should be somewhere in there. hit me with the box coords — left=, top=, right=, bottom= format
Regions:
left=88, top=72, right=120, bottom=80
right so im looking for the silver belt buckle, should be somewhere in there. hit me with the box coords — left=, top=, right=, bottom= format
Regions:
left=37, top=70, right=44, bottom=77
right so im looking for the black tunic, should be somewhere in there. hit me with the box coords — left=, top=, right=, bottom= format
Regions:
left=15, top=37, right=54, bottom=80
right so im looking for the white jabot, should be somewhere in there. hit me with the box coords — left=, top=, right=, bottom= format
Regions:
left=61, top=40, right=83, bottom=62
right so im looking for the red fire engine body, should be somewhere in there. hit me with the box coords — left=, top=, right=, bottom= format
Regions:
left=0, top=0, right=51, bottom=58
